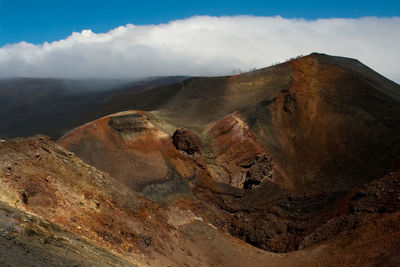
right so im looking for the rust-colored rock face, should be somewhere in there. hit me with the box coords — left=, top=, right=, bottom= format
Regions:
left=205, top=113, right=291, bottom=189
left=2, top=53, right=400, bottom=266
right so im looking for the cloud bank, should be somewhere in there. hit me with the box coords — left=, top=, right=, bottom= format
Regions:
left=1, top=16, right=400, bottom=83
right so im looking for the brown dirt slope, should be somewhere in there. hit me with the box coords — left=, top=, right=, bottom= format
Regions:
left=0, top=136, right=289, bottom=266
left=2, top=136, right=400, bottom=266
left=0, top=200, right=135, bottom=267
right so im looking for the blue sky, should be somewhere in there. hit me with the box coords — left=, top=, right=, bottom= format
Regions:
left=0, top=0, right=399, bottom=45
left=0, top=1, right=399, bottom=82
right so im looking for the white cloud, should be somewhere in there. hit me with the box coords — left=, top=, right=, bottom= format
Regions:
left=0, top=16, right=399, bottom=83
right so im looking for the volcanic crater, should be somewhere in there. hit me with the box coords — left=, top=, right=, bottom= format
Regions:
left=1, top=53, right=400, bottom=266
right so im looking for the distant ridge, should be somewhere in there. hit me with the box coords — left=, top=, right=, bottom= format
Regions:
left=0, top=76, right=187, bottom=138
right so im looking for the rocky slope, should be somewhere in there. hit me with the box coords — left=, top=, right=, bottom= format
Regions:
left=2, top=135, right=400, bottom=266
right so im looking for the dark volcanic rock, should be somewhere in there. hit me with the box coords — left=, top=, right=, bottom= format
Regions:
left=172, top=128, right=202, bottom=155
left=243, top=154, right=273, bottom=190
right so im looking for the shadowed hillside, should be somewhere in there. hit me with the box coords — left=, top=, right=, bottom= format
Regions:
left=0, top=76, right=187, bottom=139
